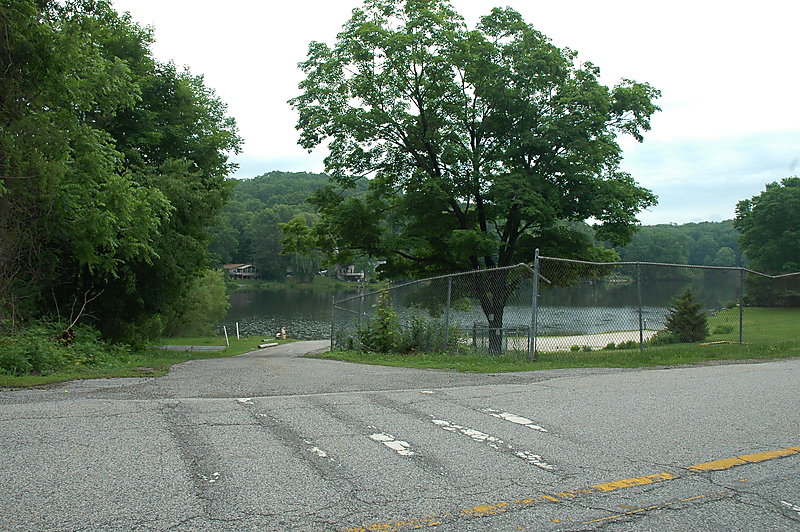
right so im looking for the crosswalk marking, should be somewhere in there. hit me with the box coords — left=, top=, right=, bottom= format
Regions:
left=431, top=419, right=555, bottom=470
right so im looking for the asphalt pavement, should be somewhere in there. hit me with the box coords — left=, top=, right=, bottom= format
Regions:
left=1, top=341, right=798, bottom=531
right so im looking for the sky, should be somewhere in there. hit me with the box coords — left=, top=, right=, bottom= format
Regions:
left=112, top=0, right=800, bottom=225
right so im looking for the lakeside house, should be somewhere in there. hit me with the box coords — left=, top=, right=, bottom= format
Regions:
left=223, top=263, right=261, bottom=279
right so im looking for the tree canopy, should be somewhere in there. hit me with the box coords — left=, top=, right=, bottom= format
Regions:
left=0, top=0, right=240, bottom=339
left=734, top=177, right=800, bottom=274
left=288, top=0, right=660, bottom=280
left=208, top=171, right=368, bottom=281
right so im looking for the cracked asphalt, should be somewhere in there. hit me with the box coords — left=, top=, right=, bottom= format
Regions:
left=1, top=341, right=798, bottom=531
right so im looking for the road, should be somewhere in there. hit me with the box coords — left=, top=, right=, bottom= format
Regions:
left=1, top=341, right=798, bottom=531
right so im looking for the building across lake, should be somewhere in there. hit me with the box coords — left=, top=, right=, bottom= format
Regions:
left=223, top=264, right=261, bottom=279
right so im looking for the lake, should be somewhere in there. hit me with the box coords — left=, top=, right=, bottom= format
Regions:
left=222, top=274, right=739, bottom=341
left=220, top=286, right=363, bottom=340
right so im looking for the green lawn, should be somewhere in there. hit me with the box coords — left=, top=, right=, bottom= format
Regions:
left=311, top=307, right=800, bottom=373
left=0, top=335, right=294, bottom=388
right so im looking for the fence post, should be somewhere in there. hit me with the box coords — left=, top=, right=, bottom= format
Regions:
left=637, top=262, right=644, bottom=353
left=330, top=295, right=335, bottom=351
left=444, top=276, right=452, bottom=349
left=739, top=268, right=744, bottom=345
left=529, top=249, right=540, bottom=360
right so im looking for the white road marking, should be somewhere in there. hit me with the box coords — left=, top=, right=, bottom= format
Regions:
left=420, top=391, right=435, bottom=394
left=432, top=419, right=555, bottom=470
left=199, top=472, right=220, bottom=483
left=370, top=432, right=416, bottom=456
left=237, top=398, right=254, bottom=405
left=309, top=446, right=329, bottom=458
left=303, top=439, right=330, bottom=459
left=485, top=409, right=548, bottom=433
left=781, top=501, right=800, bottom=516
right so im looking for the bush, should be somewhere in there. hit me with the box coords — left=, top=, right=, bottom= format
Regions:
left=397, top=315, right=451, bottom=353
left=603, top=342, right=617, bottom=350
left=617, top=340, right=639, bottom=350
left=648, top=330, right=680, bottom=346
left=665, top=287, right=709, bottom=343
left=0, top=322, right=131, bottom=376
left=357, top=291, right=401, bottom=352
left=712, top=324, right=734, bottom=335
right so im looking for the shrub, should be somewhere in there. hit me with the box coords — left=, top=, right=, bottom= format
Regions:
left=603, top=342, right=617, bottom=350
left=580, top=345, right=593, bottom=352
left=665, top=287, right=709, bottom=343
left=398, top=315, right=449, bottom=353
left=648, top=330, right=680, bottom=346
left=357, top=291, right=401, bottom=352
left=617, top=340, right=639, bottom=350
left=570, top=345, right=581, bottom=352
left=711, top=324, right=734, bottom=335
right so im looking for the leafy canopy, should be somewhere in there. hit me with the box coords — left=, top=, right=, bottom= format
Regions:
left=287, top=0, right=659, bottom=279
left=735, top=177, right=800, bottom=274
left=0, top=0, right=241, bottom=339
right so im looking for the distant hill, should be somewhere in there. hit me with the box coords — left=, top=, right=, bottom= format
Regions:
left=616, top=220, right=742, bottom=266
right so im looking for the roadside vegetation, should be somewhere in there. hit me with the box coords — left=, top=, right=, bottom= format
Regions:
left=312, top=307, right=800, bottom=373
left=0, top=330, right=293, bottom=388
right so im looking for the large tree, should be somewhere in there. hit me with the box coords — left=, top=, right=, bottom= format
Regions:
left=287, top=0, right=659, bottom=348
left=0, top=1, right=240, bottom=338
left=734, top=177, right=800, bottom=306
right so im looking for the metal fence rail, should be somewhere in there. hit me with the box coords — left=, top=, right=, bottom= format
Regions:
left=331, top=252, right=800, bottom=357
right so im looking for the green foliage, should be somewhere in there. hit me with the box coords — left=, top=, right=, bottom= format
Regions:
left=162, top=269, right=230, bottom=337
left=648, top=331, right=680, bottom=346
left=711, top=324, right=734, bottom=335
left=209, top=172, right=347, bottom=281
left=0, top=1, right=240, bottom=339
left=735, top=177, right=800, bottom=307
left=616, top=340, right=639, bottom=350
left=735, top=177, right=800, bottom=274
left=664, top=288, right=709, bottom=343
left=397, top=315, right=451, bottom=353
left=289, top=0, right=659, bottom=280
left=0, top=323, right=130, bottom=376
left=616, top=220, right=742, bottom=268
left=357, top=291, right=402, bottom=352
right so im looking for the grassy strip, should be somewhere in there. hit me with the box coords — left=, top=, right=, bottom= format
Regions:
left=0, top=335, right=294, bottom=388
left=311, top=342, right=800, bottom=373
left=312, top=307, right=800, bottom=373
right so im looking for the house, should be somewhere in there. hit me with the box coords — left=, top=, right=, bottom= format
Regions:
left=334, top=264, right=365, bottom=282
left=223, top=263, right=261, bottom=279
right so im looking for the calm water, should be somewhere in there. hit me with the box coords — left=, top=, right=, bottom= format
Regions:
left=221, top=286, right=362, bottom=340
left=222, top=276, right=735, bottom=340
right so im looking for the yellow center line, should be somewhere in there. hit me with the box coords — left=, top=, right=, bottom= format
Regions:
left=340, top=445, right=799, bottom=532
left=581, top=490, right=730, bottom=525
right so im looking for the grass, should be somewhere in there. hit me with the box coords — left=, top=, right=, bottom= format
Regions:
left=0, top=335, right=295, bottom=388
left=311, top=307, right=800, bottom=373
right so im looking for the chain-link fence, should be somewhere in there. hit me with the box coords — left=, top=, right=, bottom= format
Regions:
left=331, top=253, right=800, bottom=357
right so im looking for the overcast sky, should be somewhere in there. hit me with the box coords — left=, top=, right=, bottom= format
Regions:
left=112, top=0, right=800, bottom=225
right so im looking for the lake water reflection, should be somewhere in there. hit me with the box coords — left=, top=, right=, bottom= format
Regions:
left=221, top=286, right=363, bottom=340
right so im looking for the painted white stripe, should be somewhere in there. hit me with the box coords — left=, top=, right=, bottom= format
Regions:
left=485, top=409, right=548, bottom=433
left=432, top=419, right=555, bottom=471
left=781, top=501, right=800, bottom=516
left=370, top=433, right=416, bottom=456
left=199, top=472, right=220, bottom=483
left=308, top=446, right=329, bottom=458
left=301, top=439, right=330, bottom=459
left=237, top=398, right=254, bottom=405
